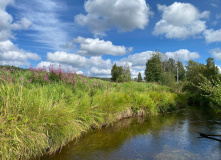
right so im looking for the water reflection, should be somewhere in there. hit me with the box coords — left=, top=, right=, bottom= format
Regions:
left=41, top=107, right=221, bottom=160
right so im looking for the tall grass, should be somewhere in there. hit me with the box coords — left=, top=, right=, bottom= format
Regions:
left=0, top=66, right=187, bottom=159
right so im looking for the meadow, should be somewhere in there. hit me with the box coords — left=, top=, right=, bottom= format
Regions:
left=0, top=66, right=187, bottom=160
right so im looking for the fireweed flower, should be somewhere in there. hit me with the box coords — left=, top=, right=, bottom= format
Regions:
left=44, top=75, right=49, bottom=81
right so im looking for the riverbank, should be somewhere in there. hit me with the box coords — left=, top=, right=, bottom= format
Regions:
left=41, top=106, right=221, bottom=160
left=0, top=67, right=187, bottom=160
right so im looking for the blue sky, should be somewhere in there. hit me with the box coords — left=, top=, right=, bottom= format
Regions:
left=1, top=0, right=221, bottom=78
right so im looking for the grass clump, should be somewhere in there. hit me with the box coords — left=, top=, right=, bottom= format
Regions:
left=0, top=66, right=187, bottom=159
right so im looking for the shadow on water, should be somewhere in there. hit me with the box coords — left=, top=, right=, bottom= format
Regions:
left=40, top=107, right=221, bottom=160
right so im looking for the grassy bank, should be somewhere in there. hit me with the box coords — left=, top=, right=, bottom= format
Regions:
left=0, top=67, right=187, bottom=160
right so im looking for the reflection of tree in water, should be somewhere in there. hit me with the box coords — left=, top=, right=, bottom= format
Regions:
left=42, top=113, right=179, bottom=160
left=41, top=107, right=220, bottom=160
left=184, top=107, right=220, bottom=134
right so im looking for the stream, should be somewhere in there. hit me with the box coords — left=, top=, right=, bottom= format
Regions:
left=41, top=107, right=221, bottom=160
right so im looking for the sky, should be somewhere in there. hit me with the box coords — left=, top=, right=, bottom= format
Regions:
left=1, top=0, right=221, bottom=78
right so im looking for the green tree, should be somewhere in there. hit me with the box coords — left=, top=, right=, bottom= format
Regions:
left=184, top=58, right=220, bottom=106
left=198, top=76, right=221, bottom=115
left=164, top=58, right=176, bottom=73
left=111, top=63, right=130, bottom=82
left=160, top=71, right=175, bottom=87
left=137, top=72, right=142, bottom=82
left=116, top=66, right=124, bottom=82
left=145, top=52, right=163, bottom=82
left=204, top=57, right=219, bottom=80
left=123, top=63, right=131, bottom=82
left=111, top=63, right=118, bottom=82
left=176, top=61, right=186, bottom=81
left=186, top=60, right=204, bottom=85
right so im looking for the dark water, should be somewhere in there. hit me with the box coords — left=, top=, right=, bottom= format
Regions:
left=41, top=107, right=221, bottom=160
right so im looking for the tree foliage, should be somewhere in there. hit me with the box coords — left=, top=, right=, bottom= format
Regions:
left=137, top=72, right=142, bottom=82
left=145, top=52, right=162, bottom=82
left=198, top=77, right=221, bottom=115
left=184, top=57, right=220, bottom=106
left=145, top=52, right=185, bottom=86
left=111, top=63, right=131, bottom=82
left=123, top=63, right=131, bottom=82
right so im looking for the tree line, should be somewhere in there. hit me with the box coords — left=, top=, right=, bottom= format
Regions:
left=111, top=52, right=221, bottom=113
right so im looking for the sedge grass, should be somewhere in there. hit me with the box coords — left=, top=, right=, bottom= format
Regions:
left=0, top=68, right=187, bottom=160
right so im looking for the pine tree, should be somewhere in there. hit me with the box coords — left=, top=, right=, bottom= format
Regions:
left=111, top=63, right=125, bottom=82
left=111, top=63, right=118, bottom=82
left=137, top=72, right=142, bottom=82
left=145, top=52, right=163, bottom=82
left=177, top=61, right=185, bottom=81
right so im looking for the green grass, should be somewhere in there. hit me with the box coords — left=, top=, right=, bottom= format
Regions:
left=0, top=67, right=187, bottom=159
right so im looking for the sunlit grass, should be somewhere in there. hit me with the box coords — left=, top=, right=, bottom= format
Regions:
left=0, top=66, right=187, bottom=159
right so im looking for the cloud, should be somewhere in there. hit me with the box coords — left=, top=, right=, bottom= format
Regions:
left=116, top=51, right=154, bottom=70
left=0, top=0, right=13, bottom=9
left=130, top=69, right=145, bottom=79
left=165, top=49, right=200, bottom=61
left=0, top=1, right=41, bottom=67
left=46, top=51, right=112, bottom=70
left=88, top=67, right=111, bottom=77
left=89, top=56, right=112, bottom=69
left=37, top=51, right=113, bottom=77
left=0, top=1, right=33, bottom=41
left=153, top=2, right=208, bottom=39
left=47, top=51, right=88, bottom=68
left=15, top=0, right=71, bottom=50
left=115, top=49, right=200, bottom=74
left=75, top=0, right=153, bottom=36
left=216, top=65, right=221, bottom=73
left=204, top=29, right=221, bottom=43
left=216, top=13, right=221, bottom=19
left=42, top=49, right=200, bottom=77
left=0, top=1, right=13, bottom=41
left=212, top=21, right=218, bottom=26
left=0, top=40, right=41, bottom=66
left=36, top=61, right=81, bottom=73
left=209, top=48, right=221, bottom=60
left=210, top=3, right=218, bottom=8
left=71, top=36, right=132, bottom=56
left=11, top=18, right=32, bottom=30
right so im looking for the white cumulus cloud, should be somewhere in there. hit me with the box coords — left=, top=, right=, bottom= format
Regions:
left=46, top=51, right=112, bottom=70
left=209, top=48, right=221, bottom=60
left=0, top=2, right=41, bottom=67
left=130, top=69, right=145, bottom=79
left=75, top=0, right=153, bottom=36
left=88, top=67, right=111, bottom=77
left=165, top=49, right=200, bottom=61
left=116, top=51, right=154, bottom=70
left=204, top=29, right=221, bottom=43
left=39, top=51, right=113, bottom=77
left=216, top=65, right=221, bottom=73
left=153, top=2, right=208, bottom=39
left=0, top=40, right=41, bottom=66
left=0, top=1, right=32, bottom=41
left=72, top=36, right=132, bottom=56
left=36, top=61, right=81, bottom=73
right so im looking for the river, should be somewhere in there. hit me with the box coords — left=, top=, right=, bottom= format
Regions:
left=41, top=107, right=221, bottom=160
